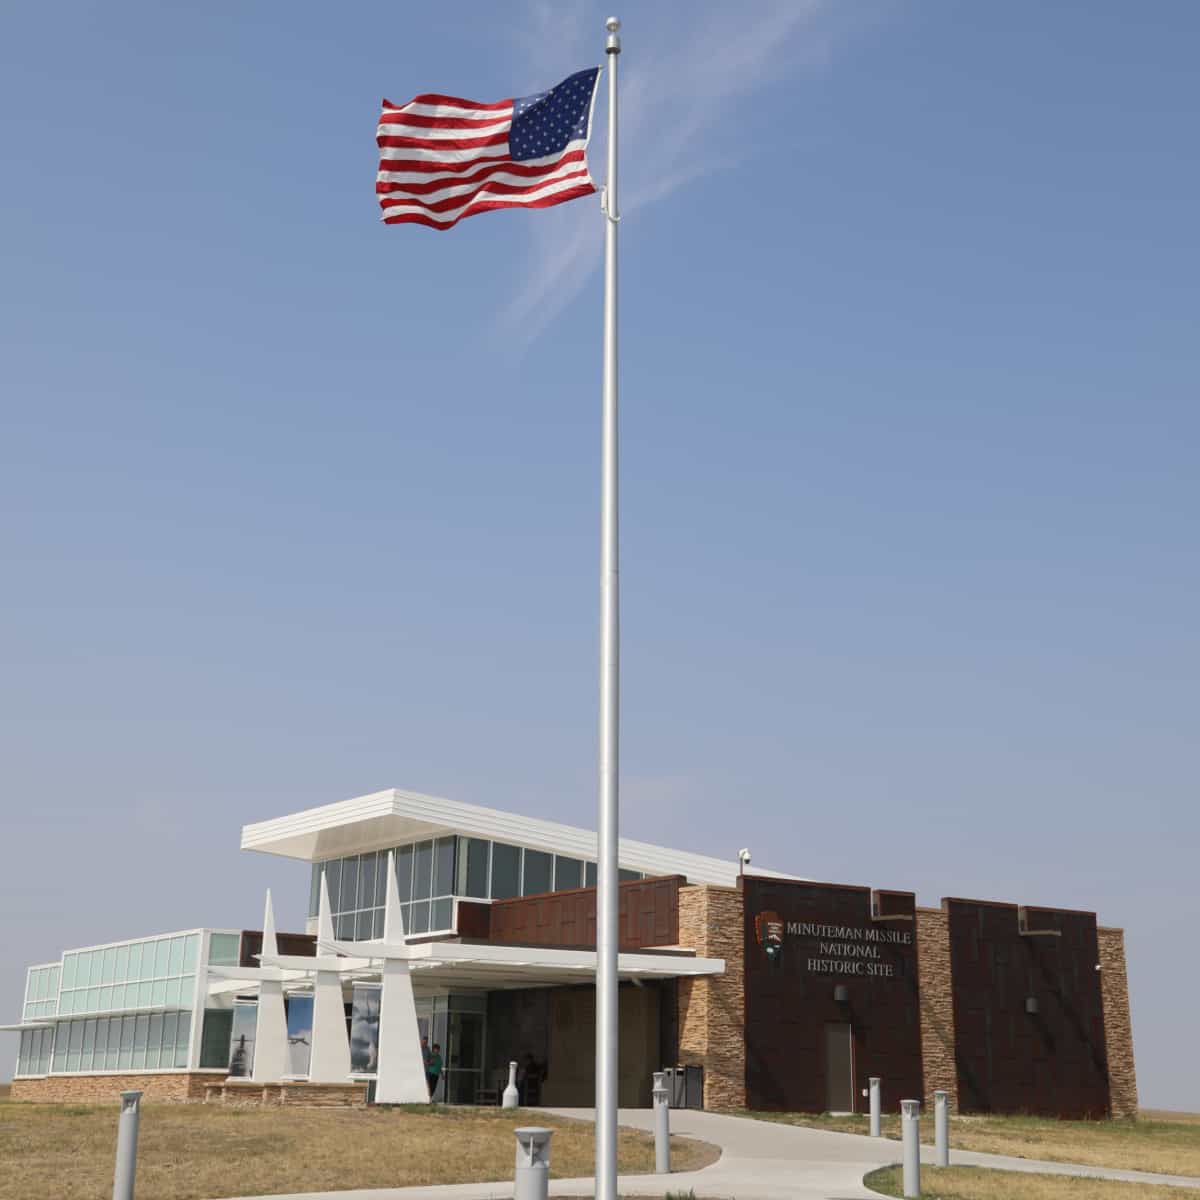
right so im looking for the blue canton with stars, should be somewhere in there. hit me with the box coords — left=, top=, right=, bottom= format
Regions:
left=509, top=68, right=599, bottom=162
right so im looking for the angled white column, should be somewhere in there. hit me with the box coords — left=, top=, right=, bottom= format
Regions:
left=372, top=850, right=428, bottom=1104
left=308, top=873, right=352, bottom=1082
left=252, top=890, right=289, bottom=1083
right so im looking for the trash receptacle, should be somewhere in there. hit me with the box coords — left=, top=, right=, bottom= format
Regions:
left=662, top=1066, right=686, bottom=1108
left=683, top=1064, right=704, bottom=1109
left=514, top=1126, right=553, bottom=1200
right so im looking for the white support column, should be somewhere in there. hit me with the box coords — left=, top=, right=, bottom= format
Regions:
left=308, top=875, right=352, bottom=1082
left=252, top=890, right=289, bottom=1083
left=373, top=850, right=429, bottom=1104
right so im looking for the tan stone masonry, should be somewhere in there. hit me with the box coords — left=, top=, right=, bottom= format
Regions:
left=1098, top=925, right=1138, bottom=1119
left=677, top=884, right=745, bottom=1109
left=10, top=1071, right=224, bottom=1103
left=916, top=905, right=959, bottom=1112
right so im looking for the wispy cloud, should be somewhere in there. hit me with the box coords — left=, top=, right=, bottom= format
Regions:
left=494, top=1, right=846, bottom=350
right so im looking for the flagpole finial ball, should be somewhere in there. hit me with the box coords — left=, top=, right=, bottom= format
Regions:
left=606, top=17, right=620, bottom=32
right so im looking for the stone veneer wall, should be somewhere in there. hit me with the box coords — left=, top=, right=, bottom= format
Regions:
left=1098, top=926, right=1138, bottom=1118
left=10, top=1071, right=225, bottom=1103
left=676, top=884, right=745, bottom=1109
left=916, top=906, right=959, bottom=1112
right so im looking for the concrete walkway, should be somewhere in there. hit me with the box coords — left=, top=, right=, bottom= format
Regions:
left=225, top=1107, right=1200, bottom=1200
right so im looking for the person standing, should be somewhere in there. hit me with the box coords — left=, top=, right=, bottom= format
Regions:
left=426, top=1042, right=443, bottom=1102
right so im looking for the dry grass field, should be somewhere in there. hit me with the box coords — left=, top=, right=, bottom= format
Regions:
left=0, top=1100, right=718, bottom=1200
left=737, top=1109, right=1200, bottom=1178
left=865, top=1164, right=1200, bottom=1200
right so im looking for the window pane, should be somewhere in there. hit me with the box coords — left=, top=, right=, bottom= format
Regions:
left=461, top=837, right=489, bottom=898
left=53, top=1028, right=68, bottom=1072
left=433, top=837, right=456, bottom=897
left=102, top=948, right=117, bottom=985
left=336, top=912, right=355, bottom=939
left=146, top=1015, right=163, bottom=1068
left=138, top=981, right=153, bottom=1007
left=153, top=939, right=170, bottom=979
left=356, top=910, right=375, bottom=940
left=523, top=850, right=552, bottom=896
left=183, top=933, right=200, bottom=973
left=554, top=856, right=583, bottom=891
left=100, top=986, right=113, bottom=1011
left=374, top=855, right=388, bottom=906
left=118, top=1016, right=134, bottom=1069
left=358, top=852, right=377, bottom=910
left=175, top=1011, right=192, bottom=1067
left=114, top=945, right=129, bottom=983
left=431, top=898, right=452, bottom=931
left=619, top=868, right=642, bottom=882
left=68, top=1021, right=84, bottom=1072
left=324, top=858, right=342, bottom=911
left=396, top=844, right=414, bottom=903
left=339, top=855, right=360, bottom=912
left=309, top=863, right=323, bottom=918
left=87, top=988, right=101, bottom=1012
left=414, top=841, right=433, bottom=900
left=132, top=1015, right=149, bottom=1069
left=585, top=861, right=597, bottom=887
left=372, top=907, right=385, bottom=939
left=163, top=978, right=181, bottom=1008
left=128, top=942, right=143, bottom=981
left=409, top=900, right=430, bottom=934
left=491, top=843, right=521, bottom=899
left=106, top=1017, right=121, bottom=1069
left=168, top=938, right=184, bottom=977
left=162, top=1013, right=178, bottom=1062
left=179, top=975, right=195, bottom=1007
left=230, top=1005, right=261, bottom=1076
left=208, top=933, right=241, bottom=966
left=200, top=1009, right=233, bottom=1069
left=151, top=980, right=167, bottom=1007
left=61, top=955, right=77, bottom=990
left=81, top=1019, right=97, bottom=1070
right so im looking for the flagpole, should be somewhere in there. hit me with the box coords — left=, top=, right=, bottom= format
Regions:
left=596, top=15, right=621, bottom=1200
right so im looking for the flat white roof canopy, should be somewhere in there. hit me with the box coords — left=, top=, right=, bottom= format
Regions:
left=240, top=787, right=803, bottom=889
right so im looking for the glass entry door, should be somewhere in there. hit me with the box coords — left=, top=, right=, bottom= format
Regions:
left=445, top=1011, right=484, bottom=1104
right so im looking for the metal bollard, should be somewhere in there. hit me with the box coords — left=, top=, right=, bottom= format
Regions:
left=935, top=1089, right=949, bottom=1167
left=112, top=1090, right=143, bottom=1200
left=652, top=1071, right=671, bottom=1174
left=868, top=1076, right=881, bottom=1137
left=900, top=1099, right=921, bottom=1199
left=514, top=1127, right=553, bottom=1200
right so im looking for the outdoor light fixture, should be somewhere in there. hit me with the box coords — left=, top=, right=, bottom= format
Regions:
left=834, top=984, right=849, bottom=1004
left=1025, top=996, right=1039, bottom=1015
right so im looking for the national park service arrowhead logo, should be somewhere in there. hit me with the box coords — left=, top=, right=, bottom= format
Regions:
left=755, top=910, right=784, bottom=966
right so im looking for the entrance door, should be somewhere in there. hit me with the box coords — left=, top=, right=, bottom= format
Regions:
left=824, top=1023, right=854, bottom=1112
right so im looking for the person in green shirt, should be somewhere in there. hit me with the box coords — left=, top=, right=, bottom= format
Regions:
left=426, top=1042, right=443, bottom=1101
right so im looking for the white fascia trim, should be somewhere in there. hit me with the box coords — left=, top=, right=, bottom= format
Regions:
left=0, top=1022, right=56, bottom=1032
left=239, top=787, right=805, bottom=887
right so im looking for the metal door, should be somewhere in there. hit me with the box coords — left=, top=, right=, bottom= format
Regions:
left=824, top=1022, right=854, bottom=1112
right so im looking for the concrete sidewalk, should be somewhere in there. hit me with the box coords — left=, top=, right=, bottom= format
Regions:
left=224, top=1106, right=1200, bottom=1200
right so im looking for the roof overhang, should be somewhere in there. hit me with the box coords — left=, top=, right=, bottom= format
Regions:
left=240, top=787, right=803, bottom=888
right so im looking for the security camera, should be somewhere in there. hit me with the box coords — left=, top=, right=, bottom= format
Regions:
left=738, top=848, right=752, bottom=874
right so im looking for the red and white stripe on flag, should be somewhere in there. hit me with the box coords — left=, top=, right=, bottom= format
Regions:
left=376, top=68, right=601, bottom=230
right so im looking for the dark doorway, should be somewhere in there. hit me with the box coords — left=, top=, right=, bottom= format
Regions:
left=824, top=1023, right=854, bottom=1112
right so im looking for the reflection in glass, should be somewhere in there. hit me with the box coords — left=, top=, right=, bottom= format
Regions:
left=350, top=985, right=381, bottom=1074
left=396, top=845, right=414, bottom=903
left=286, top=995, right=313, bottom=1076
left=433, top=838, right=456, bottom=897
left=359, top=852, right=377, bottom=910
left=340, top=856, right=359, bottom=913
left=461, top=837, right=489, bottom=898
left=555, top=856, right=583, bottom=890
left=228, top=1003, right=257, bottom=1077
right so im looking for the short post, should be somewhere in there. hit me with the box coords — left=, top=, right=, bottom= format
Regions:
left=901, top=1099, right=921, bottom=1199
left=112, top=1090, right=143, bottom=1200
left=868, top=1076, right=881, bottom=1137
left=514, top=1127, right=553, bottom=1200
left=652, top=1071, right=671, bottom=1174
left=934, top=1089, right=950, bottom=1167
left=502, top=1060, right=519, bottom=1109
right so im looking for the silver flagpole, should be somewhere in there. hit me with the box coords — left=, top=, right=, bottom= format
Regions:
left=596, top=15, right=621, bottom=1200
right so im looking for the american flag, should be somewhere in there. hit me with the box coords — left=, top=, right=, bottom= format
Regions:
left=377, top=67, right=601, bottom=230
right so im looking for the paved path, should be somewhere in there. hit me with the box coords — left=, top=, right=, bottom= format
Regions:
left=226, top=1107, right=1200, bottom=1200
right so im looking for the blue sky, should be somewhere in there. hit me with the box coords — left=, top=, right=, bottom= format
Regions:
left=1, top=1, right=1196, bottom=1107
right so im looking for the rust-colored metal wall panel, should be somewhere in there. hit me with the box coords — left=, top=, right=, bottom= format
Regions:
left=742, top=877, right=924, bottom=1114
left=946, top=898, right=1110, bottom=1118
left=485, top=876, right=683, bottom=950
left=239, top=930, right=316, bottom=967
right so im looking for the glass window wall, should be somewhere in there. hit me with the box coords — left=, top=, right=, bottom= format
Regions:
left=56, top=933, right=200, bottom=1018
